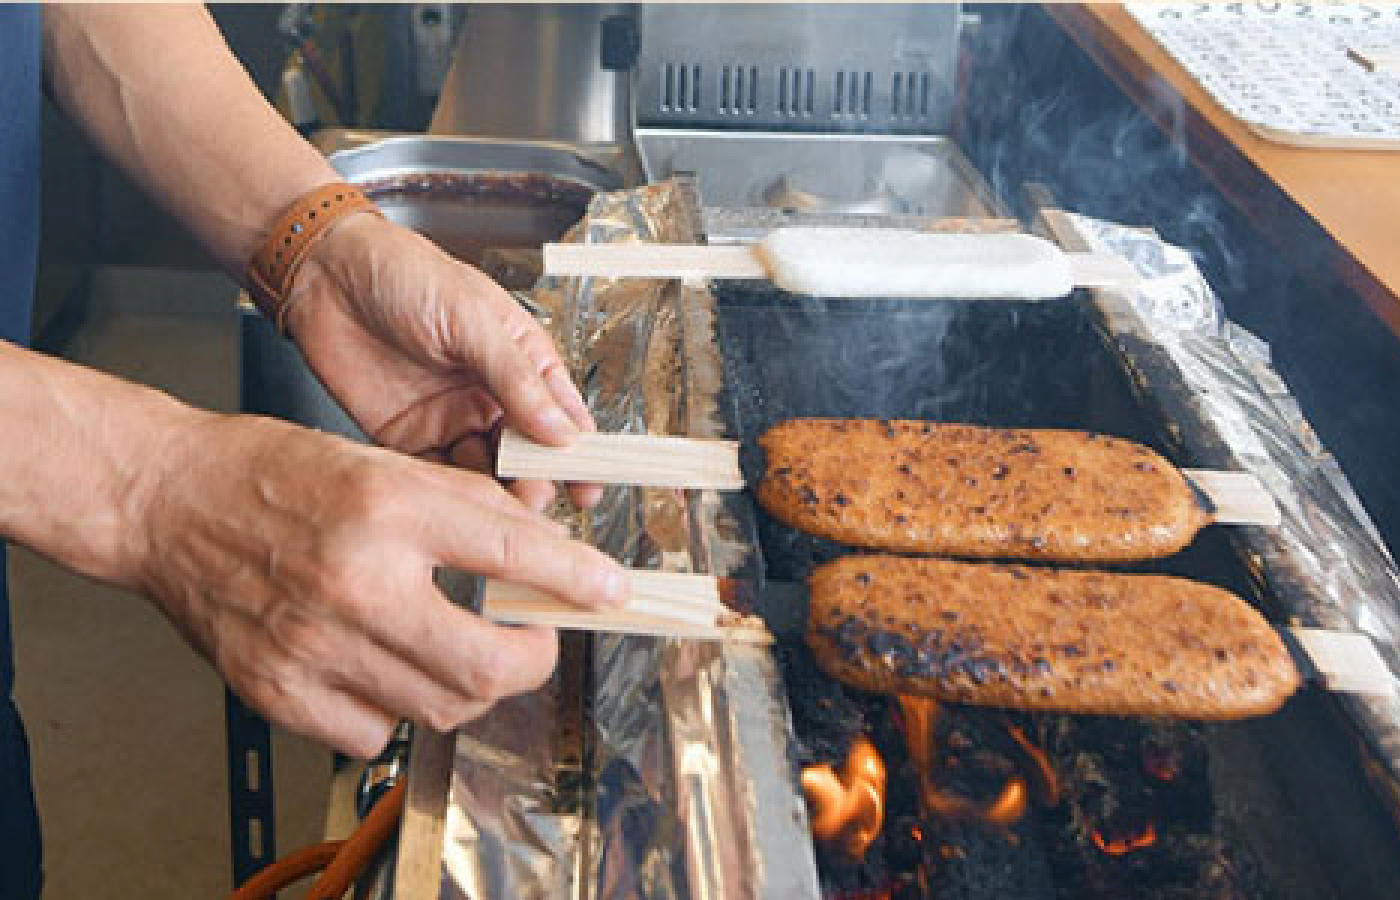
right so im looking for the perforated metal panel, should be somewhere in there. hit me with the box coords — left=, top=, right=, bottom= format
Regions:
left=637, top=5, right=962, bottom=133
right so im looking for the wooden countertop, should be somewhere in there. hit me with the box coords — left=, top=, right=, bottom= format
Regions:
left=1046, top=4, right=1400, bottom=337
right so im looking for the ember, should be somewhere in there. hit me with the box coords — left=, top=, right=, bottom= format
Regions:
left=1091, top=821, right=1158, bottom=856
left=802, top=735, right=887, bottom=859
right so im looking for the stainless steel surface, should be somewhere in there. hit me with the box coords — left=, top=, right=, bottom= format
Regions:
left=326, top=135, right=626, bottom=287
left=637, top=129, right=1002, bottom=224
left=430, top=4, right=643, bottom=183
left=637, top=4, right=962, bottom=132
left=328, top=134, right=626, bottom=192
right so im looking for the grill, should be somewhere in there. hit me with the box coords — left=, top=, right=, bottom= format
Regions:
left=712, top=282, right=1400, bottom=898
left=368, top=177, right=1400, bottom=899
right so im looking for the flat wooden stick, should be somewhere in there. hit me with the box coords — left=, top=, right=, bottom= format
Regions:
left=481, top=577, right=772, bottom=645
left=1289, top=627, right=1395, bottom=697
left=501, top=431, right=1279, bottom=527
left=542, top=242, right=1140, bottom=291
left=498, top=428, right=744, bottom=490
left=1183, top=469, right=1281, bottom=528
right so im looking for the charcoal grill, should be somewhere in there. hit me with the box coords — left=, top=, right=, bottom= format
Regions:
left=714, top=280, right=1400, bottom=898
left=373, top=177, right=1400, bottom=900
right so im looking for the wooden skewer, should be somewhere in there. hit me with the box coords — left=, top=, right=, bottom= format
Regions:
left=480, top=576, right=772, bottom=645
left=499, top=429, right=745, bottom=490
left=483, top=568, right=1390, bottom=697
left=1181, top=469, right=1281, bottom=528
left=498, top=430, right=1279, bottom=527
left=542, top=242, right=1141, bottom=292
left=1289, top=627, right=1395, bottom=696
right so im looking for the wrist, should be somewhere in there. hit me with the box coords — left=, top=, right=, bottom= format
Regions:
left=245, top=183, right=383, bottom=335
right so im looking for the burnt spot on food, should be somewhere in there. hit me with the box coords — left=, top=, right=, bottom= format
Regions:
left=969, top=505, right=987, bottom=516
left=1214, top=648, right=1229, bottom=662
left=798, top=487, right=819, bottom=505
left=897, top=463, right=913, bottom=476
left=1063, top=466, right=1076, bottom=478
left=1134, top=461, right=1156, bottom=473
left=867, top=630, right=917, bottom=672
left=833, top=492, right=850, bottom=507
left=921, top=423, right=933, bottom=434
left=1031, top=658, right=1052, bottom=676
left=963, top=476, right=979, bottom=488
left=894, top=514, right=908, bottom=524
left=1028, top=535, right=1048, bottom=551
left=1161, top=680, right=1180, bottom=693
left=854, top=572, right=871, bottom=586
left=1059, top=643, right=1085, bottom=658
left=1101, top=659, right=1116, bottom=672
left=991, top=464, right=1009, bottom=480
left=1012, top=443, right=1038, bottom=454
left=882, top=421, right=898, bottom=438
left=941, top=611, right=959, bottom=623
left=773, top=466, right=792, bottom=477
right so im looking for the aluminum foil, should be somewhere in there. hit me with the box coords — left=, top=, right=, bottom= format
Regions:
left=439, top=181, right=819, bottom=900
left=1064, top=213, right=1400, bottom=791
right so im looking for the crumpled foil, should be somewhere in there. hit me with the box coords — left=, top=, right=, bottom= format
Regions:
left=1064, top=212, right=1400, bottom=789
left=438, top=181, right=819, bottom=899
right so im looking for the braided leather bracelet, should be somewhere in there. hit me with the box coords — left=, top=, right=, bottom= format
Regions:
left=246, top=183, right=382, bottom=334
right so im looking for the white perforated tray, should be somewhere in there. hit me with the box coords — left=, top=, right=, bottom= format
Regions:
left=1127, top=3, right=1400, bottom=149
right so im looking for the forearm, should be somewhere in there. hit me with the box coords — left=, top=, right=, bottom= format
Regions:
left=0, top=340, right=196, bottom=587
left=43, top=4, right=339, bottom=275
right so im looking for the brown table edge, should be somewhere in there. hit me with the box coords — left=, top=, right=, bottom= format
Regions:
left=1043, top=3, right=1400, bottom=340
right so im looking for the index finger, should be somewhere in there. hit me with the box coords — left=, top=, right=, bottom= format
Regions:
left=422, top=476, right=627, bottom=609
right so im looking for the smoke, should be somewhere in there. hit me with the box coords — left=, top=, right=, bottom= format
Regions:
left=958, top=5, right=1249, bottom=296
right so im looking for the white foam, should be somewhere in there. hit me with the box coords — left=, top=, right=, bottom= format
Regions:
left=754, top=228, right=1075, bottom=299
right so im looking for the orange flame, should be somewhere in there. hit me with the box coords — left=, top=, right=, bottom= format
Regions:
left=1007, top=725, right=1061, bottom=805
left=1091, top=821, right=1158, bottom=856
left=801, top=735, right=887, bottom=859
left=921, top=775, right=1030, bottom=825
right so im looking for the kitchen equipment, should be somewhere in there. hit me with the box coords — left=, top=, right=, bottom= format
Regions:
left=635, top=5, right=963, bottom=134
left=429, top=4, right=644, bottom=184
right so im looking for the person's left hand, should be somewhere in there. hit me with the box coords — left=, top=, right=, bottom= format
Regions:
left=278, top=211, right=600, bottom=510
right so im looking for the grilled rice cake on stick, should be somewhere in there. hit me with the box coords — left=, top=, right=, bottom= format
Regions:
left=756, top=419, right=1214, bottom=563
left=806, top=556, right=1300, bottom=720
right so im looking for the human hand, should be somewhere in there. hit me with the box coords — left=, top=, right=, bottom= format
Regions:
left=135, top=411, right=625, bottom=757
left=280, top=211, right=602, bottom=510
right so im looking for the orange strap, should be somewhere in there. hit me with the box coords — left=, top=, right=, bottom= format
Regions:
left=246, top=182, right=381, bottom=333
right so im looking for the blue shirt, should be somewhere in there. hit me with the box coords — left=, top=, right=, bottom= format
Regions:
left=1, top=1, right=40, bottom=696
left=1, top=6, right=45, bottom=896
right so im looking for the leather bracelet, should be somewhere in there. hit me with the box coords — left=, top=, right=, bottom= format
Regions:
left=246, top=182, right=382, bottom=334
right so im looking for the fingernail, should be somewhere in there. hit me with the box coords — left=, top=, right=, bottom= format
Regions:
left=547, top=367, right=593, bottom=431
left=600, top=565, right=629, bottom=608
left=535, top=405, right=579, bottom=442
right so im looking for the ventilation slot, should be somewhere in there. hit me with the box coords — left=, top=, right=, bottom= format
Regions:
left=661, top=62, right=702, bottom=113
left=777, top=67, right=816, bottom=117
left=833, top=70, right=873, bottom=119
left=891, top=71, right=933, bottom=120
left=719, top=64, right=759, bottom=115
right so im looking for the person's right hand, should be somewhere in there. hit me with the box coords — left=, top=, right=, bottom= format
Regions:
left=130, top=408, right=626, bottom=758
